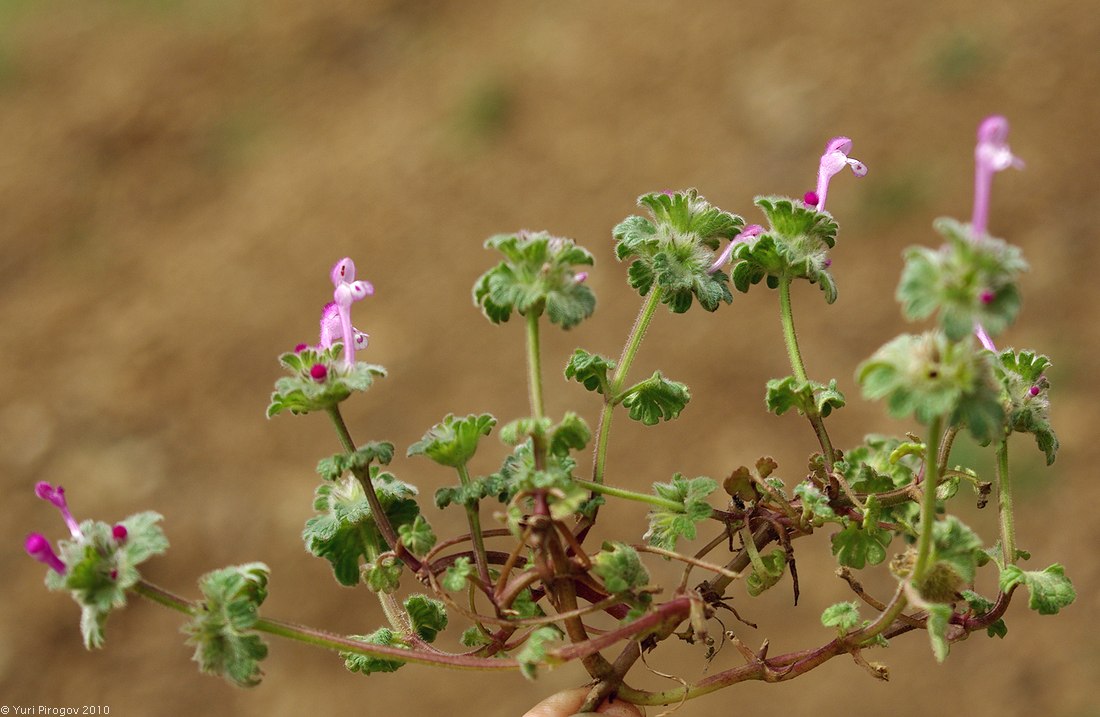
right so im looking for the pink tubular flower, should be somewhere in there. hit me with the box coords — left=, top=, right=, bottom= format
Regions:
left=326, top=258, right=374, bottom=366
left=814, top=137, right=867, bottom=211
left=708, top=224, right=764, bottom=274
left=974, top=323, right=997, bottom=352
left=972, top=115, right=1024, bottom=236
left=319, top=302, right=369, bottom=357
left=970, top=116, right=1023, bottom=350
left=35, top=482, right=81, bottom=539
left=25, top=533, right=66, bottom=574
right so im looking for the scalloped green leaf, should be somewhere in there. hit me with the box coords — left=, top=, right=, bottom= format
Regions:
left=1000, top=563, right=1075, bottom=615
left=268, top=348, right=387, bottom=418
left=404, top=594, right=448, bottom=643
left=408, top=413, right=497, bottom=468
left=564, top=349, right=616, bottom=395
left=183, top=563, right=270, bottom=687
left=473, top=231, right=596, bottom=328
left=620, top=371, right=690, bottom=425
left=897, top=218, right=1028, bottom=341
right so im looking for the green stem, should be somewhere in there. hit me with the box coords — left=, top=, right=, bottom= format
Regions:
left=912, top=417, right=943, bottom=582
left=132, top=580, right=516, bottom=671
left=996, top=439, right=1017, bottom=566
left=457, top=463, right=493, bottom=590
left=325, top=405, right=421, bottom=572
left=777, top=275, right=835, bottom=467
left=326, top=404, right=357, bottom=454
left=740, top=527, right=769, bottom=577
left=525, top=312, right=545, bottom=420
left=778, top=275, right=808, bottom=384
left=592, top=287, right=663, bottom=484
left=572, top=479, right=683, bottom=511
left=132, top=580, right=193, bottom=615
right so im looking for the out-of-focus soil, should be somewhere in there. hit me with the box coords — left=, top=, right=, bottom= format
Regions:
left=2, top=2, right=1097, bottom=716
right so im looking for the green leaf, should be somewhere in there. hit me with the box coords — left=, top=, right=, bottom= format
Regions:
left=620, top=371, right=690, bottom=425
left=441, top=557, right=477, bottom=592
left=316, top=442, right=396, bottom=481
left=397, top=515, right=437, bottom=556
left=342, top=628, right=408, bottom=675
left=302, top=468, right=420, bottom=586
left=830, top=495, right=891, bottom=569
left=925, top=602, right=954, bottom=663
left=763, top=377, right=845, bottom=419
left=793, top=482, right=835, bottom=522
left=931, top=516, right=985, bottom=584
left=408, top=413, right=497, bottom=468
left=995, top=350, right=1059, bottom=464
left=728, top=197, right=840, bottom=301
left=499, top=417, right=551, bottom=447
left=746, top=548, right=787, bottom=597
left=549, top=412, right=591, bottom=457
left=592, top=542, right=650, bottom=595
left=613, top=189, right=743, bottom=312
left=857, top=331, right=1004, bottom=442
left=183, top=563, right=270, bottom=687
left=268, top=345, right=386, bottom=417
left=831, top=517, right=891, bottom=570
left=363, top=558, right=402, bottom=594
left=821, top=601, right=861, bottom=635
left=404, top=594, right=448, bottom=643
left=44, top=512, right=169, bottom=649
left=755, top=195, right=838, bottom=249
left=999, top=564, right=1076, bottom=615
left=473, top=231, right=596, bottom=329
left=564, top=349, right=616, bottom=396
left=516, top=626, right=562, bottom=680
left=460, top=626, right=491, bottom=648
left=644, top=475, right=717, bottom=550
left=897, top=218, right=1028, bottom=341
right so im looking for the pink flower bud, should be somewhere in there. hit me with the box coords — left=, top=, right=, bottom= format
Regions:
left=310, top=364, right=328, bottom=382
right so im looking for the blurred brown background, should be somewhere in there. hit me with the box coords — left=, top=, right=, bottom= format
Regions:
left=2, top=1, right=1097, bottom=715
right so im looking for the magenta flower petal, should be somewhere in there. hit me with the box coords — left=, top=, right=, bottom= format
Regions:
left=971, top=115, right=1023, bottom=235
left=974, top=324, right=997, bottom=352
left=34, top=482, right=81, bottom=539
left=331, top=257, right=357, bottom=286
left=25, top=533, right=66, bottom=574
left=318, top=302, right=341, bottom=349
left=328, top=257, right=373, bottom=366
left=708, top=224, right=764, bottom=273
left=814, top=136, right=867, bottom=211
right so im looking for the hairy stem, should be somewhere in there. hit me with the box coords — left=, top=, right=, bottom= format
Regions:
left=592, top=287, right=663, bottom=484
left=996, top=438, right=1017, bottom=566
left=778, top=275, right=835, bottom=467
left=131, top=580, right=516, bottom=671
left=326, top=405, right=421, bottom=572
left=456, top=463, right=493, bottom=591
left=525, top=312, right=545, bottom=420
left=572, top=478, right=682, bottom=511
left=912, top=417, right=944, bottom=582
left=778, top=275, right=808, bottom=383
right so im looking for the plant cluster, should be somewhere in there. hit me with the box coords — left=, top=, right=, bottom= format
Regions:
left=26, top=117, right=1074, bottom=714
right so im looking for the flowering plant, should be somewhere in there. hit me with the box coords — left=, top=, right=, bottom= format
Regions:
left=26, top=118, right=1074, bottom=714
